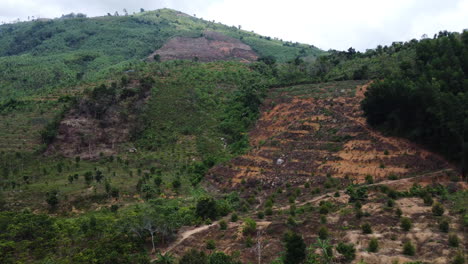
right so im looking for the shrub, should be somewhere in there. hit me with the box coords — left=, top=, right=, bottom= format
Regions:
left=361, top=223, right=372, bottom=234
left=209, top=252, right=236, bottom=264
left=179, top=249, right=208, bottom=264
left=45, top=190, right=59, bottom=209
left=400, top=217, right=412, bottom=231
left=242, top=218, right=257, bottom=236
left=289, top=205, right=296, bottom=216
left=206, top=239, right=216, bottom=250
left=287, top=216, right=297, bottom=227
left=230, top=213, right=238, bottom=222
left=432, top=202, right=445, bottom=216
left=368, top=238, right=379, bottom=252
left=448, top=234, right=459, bottom=247
left=245, top=236, right=254, bottom=248
left=395, top=208, right=403, bottom=218
left=452, top=252, right=465, bottom=264
left=219, top=220, right=227, bottom=230
left=318, top=226, right=329, bottom=240
left=355, top=209, right=364, bottom=219
left=336, top=242, right=356, bottom=262
left=320, top=215, right=327, bottom=224
left=402, top=241, right=415, bottom=256
left=423, top=194, right=434, bottom=205
left=387, top=199, right=395, bottom=207
left=257, top=211, right=265, bottom=219
left=265, top=207, right=273, bottom=216
left=439, top=219, right=449, bottom=233
left=365, top=175, right=374, bottom=184
left=283, top=231, right=306, bottom=264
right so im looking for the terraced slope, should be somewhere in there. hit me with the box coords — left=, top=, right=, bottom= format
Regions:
left=209, top=80, right=452, bottom=188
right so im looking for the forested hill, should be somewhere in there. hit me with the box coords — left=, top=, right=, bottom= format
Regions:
left=362, top=31, right=468, bottom=175
left=0, top=8, right=323, bottom=100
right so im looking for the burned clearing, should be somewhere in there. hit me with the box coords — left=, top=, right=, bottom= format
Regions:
left=208, top=80, right=452, bottom=189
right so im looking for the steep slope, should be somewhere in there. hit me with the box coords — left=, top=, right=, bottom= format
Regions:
left=148, top=31, right=258, bottom=62
left=208, top=81, right=452, bottom=189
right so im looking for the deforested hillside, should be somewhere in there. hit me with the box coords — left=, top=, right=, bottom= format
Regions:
left=0, top=6, right=466, bottom=263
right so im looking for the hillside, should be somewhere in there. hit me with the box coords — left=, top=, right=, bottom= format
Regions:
left=0, top=8, right=323, bottom=100
left=0, top=8, right=466, bottom=264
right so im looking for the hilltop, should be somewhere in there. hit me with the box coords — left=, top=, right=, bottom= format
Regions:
left=0, top=8, right=323, bottom=100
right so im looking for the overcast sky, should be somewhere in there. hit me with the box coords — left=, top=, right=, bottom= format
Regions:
left=1, top=0, right=467, bottom=51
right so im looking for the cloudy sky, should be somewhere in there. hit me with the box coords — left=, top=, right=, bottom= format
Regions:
left=1, top=0, right=467, bottom=51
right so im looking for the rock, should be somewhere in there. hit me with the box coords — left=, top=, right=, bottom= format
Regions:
left=276, top=158, right=284, bottom=165
left=128, top=147, right=137, bottom=153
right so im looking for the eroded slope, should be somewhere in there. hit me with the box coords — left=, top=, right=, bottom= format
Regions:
left=209, top=81, right=452, bottom=188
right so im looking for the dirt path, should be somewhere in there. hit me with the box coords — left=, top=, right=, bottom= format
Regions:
left=275, top=168, right=454, bottom=211
left=158, top=221, right=220, bottom=256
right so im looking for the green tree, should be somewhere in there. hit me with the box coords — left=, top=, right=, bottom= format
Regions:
left=336, top=242, right=356, bottom=262
left=400, top=217, right=412, bottom=231
left=45, top=190, right=59, bottom=209
left=283, top=231, right=306, bottom=264
left=196, top=197, right=217, bottom=220
left=403, top=240, right=416, bottom=256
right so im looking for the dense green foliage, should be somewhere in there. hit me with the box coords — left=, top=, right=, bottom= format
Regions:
left=362, top=31, right=468, bottom=174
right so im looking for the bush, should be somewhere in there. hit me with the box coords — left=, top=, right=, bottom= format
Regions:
left=361, top=223, right=372, bottom=234
left=395, top=208, right=403, bottom=218
left=318, top=226, right=329, bottom=240
left=242, top=218, right=257, bottom=236
left=448, top=234, right=459, bottom=247
left=402, top=241, right=415, bottom=256
left=423, top=194, right=434, bottom=205
left=368, top=238, right=379, bottom=252
left=245, top=236, right=254, bottom=248
left=439, top=219, right=449, bottom=233
left=400, top=217, right=412, bottom=231
left=230, top=213, right=238, bottom=222
left=432, top=202, right=445, bottom=216
left=219, top=220, right=227, bottom=230
left=365, top=175, right=374, bottom=184
left=283, top=231, right=306, bottom=264
left=257, top=211, right=265, bottom=219
left=452, top=252, right=465, bottom=264
left=206, top=239, right=216, bottom=250
left=209, top=252, right=237, bottom=264
left=265, top=207, right=273, bottom=216
left=386, top=199, right=395, bottom=207
left=179, top=249, right=208, bottom=264
left=336, top=242, right=356, bottom=262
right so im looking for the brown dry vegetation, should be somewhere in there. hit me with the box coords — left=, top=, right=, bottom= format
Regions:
left=208, top=81, right=453, bottom=189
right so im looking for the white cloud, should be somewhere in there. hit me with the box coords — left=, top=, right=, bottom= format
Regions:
left=0, top=0, right=466, bottom=51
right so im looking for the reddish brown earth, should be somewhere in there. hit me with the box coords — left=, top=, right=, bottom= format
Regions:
left=154, top=81, right=465, bottom=264
left=208, top=81, right=453, bottom=189
left=148, top=31, right=258, bottom=62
